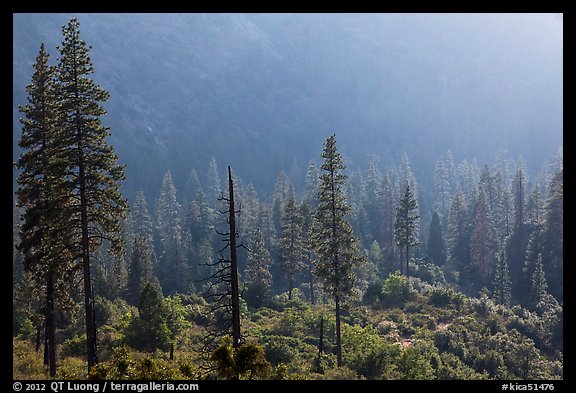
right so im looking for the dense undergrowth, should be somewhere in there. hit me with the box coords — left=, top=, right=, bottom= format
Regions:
left=13, top=274, right=562, bottom=380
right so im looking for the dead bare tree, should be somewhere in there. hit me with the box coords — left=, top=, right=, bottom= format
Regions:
left=198, top=166, right=244, bottom=363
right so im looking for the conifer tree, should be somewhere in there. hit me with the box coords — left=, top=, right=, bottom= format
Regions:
left=427, top=211, right=446, bottom=266
left=155, top=171, right=188, bottom=294
left=278, top=194, right=305, bottom=300
left=447, top=188, right=470, bottom=279
left=312, top=134, right=361, bottom=368
left=394, top=182, right=420, bottom=279
left=300, top=201, right=317, bottom=304
left=380, top=172, right=396, bottom=255
left=207, top=157, right=222, bottom=206
left=507, top=167, right=531, bottom=301
left=530, top=254, right=548, bottom=307
left=433, top=157, right=451, bottom=216
left=470, top=189, right=494, bottom=285
left=493, top=250, right=511, bottom=306
left=126, top=282, right=170, bottom=352
left=131, top=190, right=154, bottom=242
left=244, top=228, right=272, bottom=308
left=16, top=43, right=73, bottom=377
left=126, top=236, right=157, bottom=306
left=53, top=18, right=128, bottom=370
left=305, top=160, right=320, bottom=208
left=541, top=168, right=562, bottom=301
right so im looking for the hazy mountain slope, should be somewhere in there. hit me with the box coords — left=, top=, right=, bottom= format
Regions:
left=13, top=13, right=563, bottom=201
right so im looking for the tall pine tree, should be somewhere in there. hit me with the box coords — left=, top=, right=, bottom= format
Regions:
left=53, top=18, right=128, bottom=370
left=312, top=134, right=361, bottom=368
left=16, top=43, right=74, bottom=377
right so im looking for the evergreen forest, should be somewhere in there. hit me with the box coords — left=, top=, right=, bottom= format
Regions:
left=12, top=15, right=563, bottom=382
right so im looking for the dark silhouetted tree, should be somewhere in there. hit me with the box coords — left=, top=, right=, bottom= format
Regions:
left=54, top=18, right=127, bottom=371
left=201, top=166, right=243, bottom=354
left=15, top=43, right=74, bottom=376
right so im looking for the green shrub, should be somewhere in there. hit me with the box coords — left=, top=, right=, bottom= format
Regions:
left=264, top=340, right=296, bottom=365
left=61, top=336, right=86, bottom=358
left=12, top=338, right=46, bottom=380
left=429, top=287, right=464, bottom=309
left=381, top=271, right=414, bottom=307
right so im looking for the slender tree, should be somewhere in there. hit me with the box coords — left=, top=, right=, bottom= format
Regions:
left=53, top=18, right=128, bottom=370
left=530, top=254, right=548, bottom=307
left=155, top=171, right=188, bottom=294
left=493, top=250, right=511, bottom=306
left=447, top=188, right=470, bottom=279
left=301, top=201, right=317, bottom=304
left=278, top=194, right=305, bottom=299
left=131, top=190, right=154, bottom=242
left=207, top=157, right=222, bottom=207
left=126, top=236, right=157, bottom=306
left=201, top=166, right=243, bottom=352
left=427, top=211, right=447, bottom=266
left=394, top=182, right=420, bottom=279
left=506, top=167, right=530, bottom=301
left=15, top=43, right=74, bottom=377
left=312, top=134, right=361, bottom=368
left=541, top=169, right=563, bottom=301
left=470, top=189, right=494, bottom=285
left=244, top=228, right=273, bottom=308
left=380, top=171, right=396, bottom=257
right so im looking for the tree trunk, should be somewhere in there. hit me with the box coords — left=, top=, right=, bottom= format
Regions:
left=309, top=262, right=315, bottom=305
left=228, top=166, right=241, bottom=349
left=335, top=294, right=342, bottom=368
left=35, top=324, right=42, bottom=353
left=79, top=158, right=98, bottom=371
left=170, top=343, right=174, bottom=361
left=318, top=317, right=324, bottom=355
left=46, top=273, right=56, bottom=377
left=43, top=324, right=49, bottom=366
left=288, top=275, right=293, bottom=300
left=405, top=243, right=410, bottom=281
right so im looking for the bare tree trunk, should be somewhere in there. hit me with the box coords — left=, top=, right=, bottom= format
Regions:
left=228, top=166, right=241, bottom=349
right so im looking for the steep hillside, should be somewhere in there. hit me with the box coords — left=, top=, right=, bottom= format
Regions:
left=13, top=13, right=563, bottom=201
